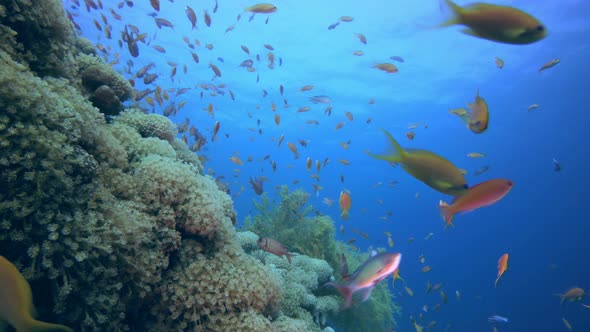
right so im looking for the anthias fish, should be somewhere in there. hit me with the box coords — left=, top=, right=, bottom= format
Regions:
left=367, top=129, right=468, bottom=196
left=325, top=252, right=402, bottom=308
left=0, top=256, right=73, bottom=332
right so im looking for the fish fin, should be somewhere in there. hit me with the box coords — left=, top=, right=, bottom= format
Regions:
left=438, top=0, right=463, bottom=27
left=366, top=129, right=405, bottom=163
left=358, top=286, right=375, bottom=303
left=438, top=200, right=455, bottom=229
left=324, top=282, right=353, bottom=309
left=459, top=28, right=485, bottom=39
left=494, top=276, right=500, bottom=288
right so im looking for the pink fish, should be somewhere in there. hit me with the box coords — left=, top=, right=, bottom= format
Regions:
left=325, top=252, right=402, bottom=308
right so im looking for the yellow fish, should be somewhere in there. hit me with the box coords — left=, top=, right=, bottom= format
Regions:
left=466, top=89, right=489, bottom=134
left=367, top=129, right=468, bottom=196
left=0, top=256, right=73, bottom=332
left=439, top=0, right=547, bottom=44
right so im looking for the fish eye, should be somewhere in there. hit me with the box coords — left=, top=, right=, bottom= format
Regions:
left=536, top=25, right=545, bottom=32
left=474, top=121, right=481, bottom=127
left=507, top=181, right=513, bottom=186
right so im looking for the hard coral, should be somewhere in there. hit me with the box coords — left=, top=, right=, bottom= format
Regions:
left=147, top=240, right=281, bottom=331
left=0, top=0, right=75, bottom=78
left=116, top=109, right=177, bottom=143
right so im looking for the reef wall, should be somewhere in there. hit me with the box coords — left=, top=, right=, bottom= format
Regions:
left=0, top=1, right=333, bottom=331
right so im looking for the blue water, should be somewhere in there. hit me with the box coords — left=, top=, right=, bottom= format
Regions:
left=67, top=0, right=590, bottom=330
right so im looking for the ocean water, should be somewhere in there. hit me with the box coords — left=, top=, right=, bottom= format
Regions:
left=66, top=0, right=590, bottom=331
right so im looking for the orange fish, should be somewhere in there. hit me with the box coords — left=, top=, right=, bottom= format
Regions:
left=495, top=253, right=509, bottom=287
left=306, top=157, right=312, bottom=171
left=287, top=142, right=299, bottom=159
left=229, top=156, right=243, bottom=165
left=339, top=190, right=352, bottom=219
left=274, top=113, right=281, bottom=126
left=257, top=237, right=292, bottom=263
left=438, top=179, right=513, bottom=228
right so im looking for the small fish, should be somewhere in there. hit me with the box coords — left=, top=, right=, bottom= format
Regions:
left=495, top=56, right=504, bottom=68
left=249, top=176, right=264, bottom=195
left=466, top=89, right=489, bottom=134
left=287, top=142, right=299, bottom=159
left=257, top=237, right=292, bottom=263
left=539, top=58, right=559, bottom=72
left=562, top=318, right=573, bottom=332
left=245, top=3, right=277, bottom=13
left=339, top=190, right=352, bottom=219
left=373, top=63, right=398, bottom=73
left=324, top=252, right=402, bottom=308
left=439, top=179, right=513, bottom=228
left=340, top=16, right=354, bottom=22
left=555, top=287, right=585, bottom=305
left=390, top=55, right=405, bottom=62
left=438, top=0, right=547, bottom=45
left=353, top=50, right=364, bottom=56
left=328, top=22, right=340, bottom=30
left=456, top=290, right=462, bottom=301
left=527, top=103, right=539, bottom=111
left=0, top=256, right=74, bottom=332
left=309, top=95, right=332, bottom=104
left=467, top=152, right=486, bottom=158
left=300, top=85, right=314, bottom=92
left=355, top=33, right=367, bottom=44
left=474, top=165, right=490, bottom=176
left=229, top=156, right=243, bottom=165
left=495, top=253, right=509, bottom=287
left=185, top=6, right=197, bottom=29
left=422, top=266, right=431, bottom=273
left=204, top=10, right=212, bottom=27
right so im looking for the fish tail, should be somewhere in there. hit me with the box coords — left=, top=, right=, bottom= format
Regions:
left=366, top=129, right=405, bottom=163
left=324, top=282, right=353, bottom=309
left=438, top=0, right=463, bottom=27
left=340, top=210, right=349, bottom=220
left=438, top=200, right=455, bottom=229
left=494, top=276, right=500, bottom=288
left=22, top=318, right=74, bottom=332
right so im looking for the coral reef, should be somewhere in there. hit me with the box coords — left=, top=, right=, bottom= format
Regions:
left=0, top=1, right=274, bottom=330
left=239, top=231, right=340, bottom=332
left=245, top=187, right=401, bottom=331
